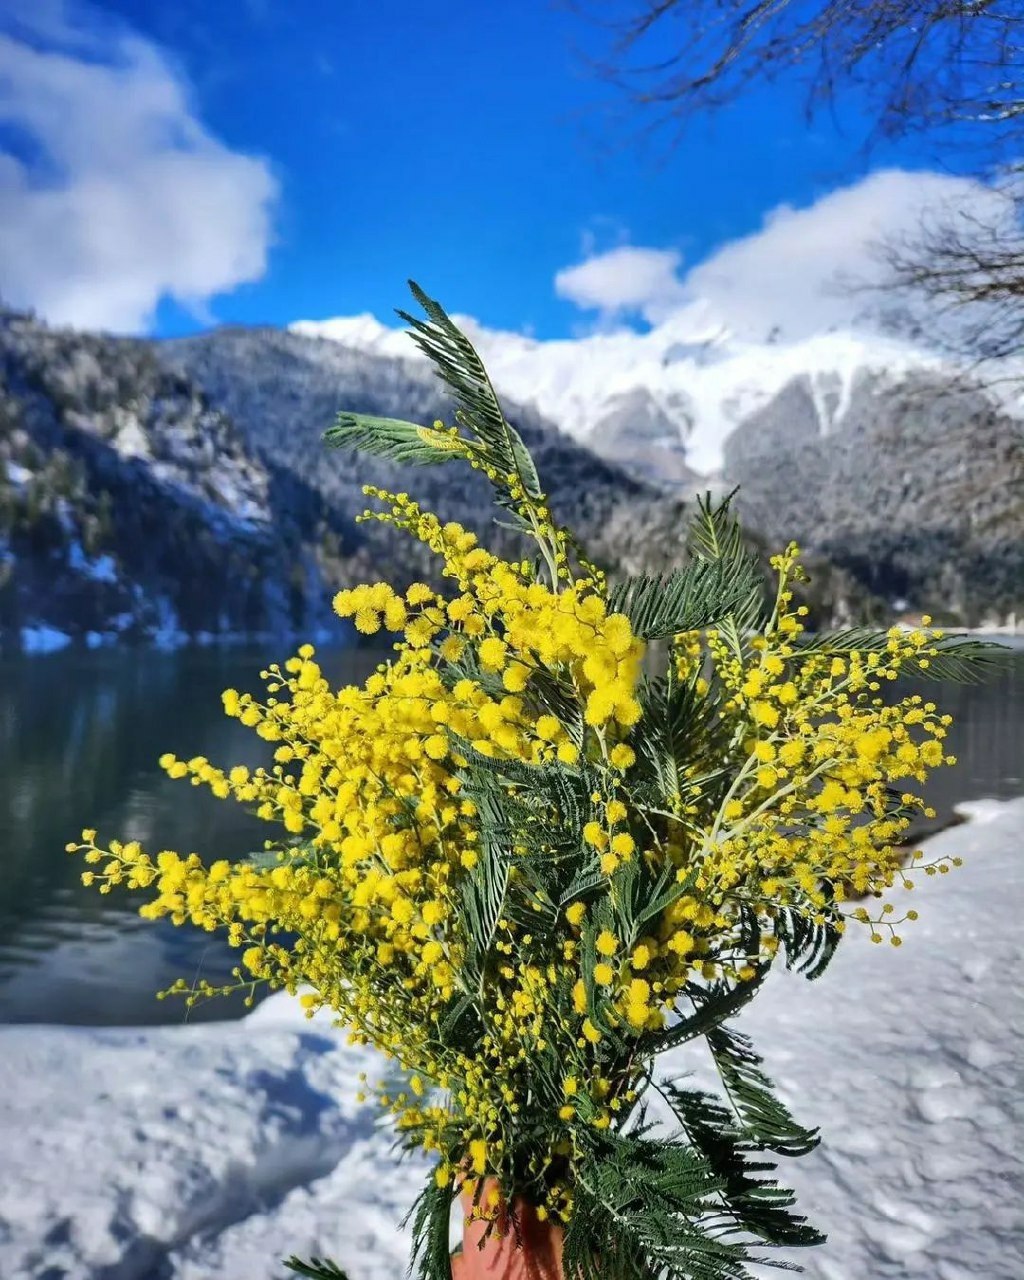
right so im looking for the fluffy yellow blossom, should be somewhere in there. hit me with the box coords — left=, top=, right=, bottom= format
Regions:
left=595, top=930, right=618, bottom=957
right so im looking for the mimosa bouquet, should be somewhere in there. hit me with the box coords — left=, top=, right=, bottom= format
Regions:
left=68, top=284, right=1002, bottom=1280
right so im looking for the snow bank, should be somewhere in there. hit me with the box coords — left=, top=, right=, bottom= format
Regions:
left=0, top=799, right=1021, bottom=1280
left=20, top=623, right=73, bottom=654
left=0, top=1009, right=429, bottom=1280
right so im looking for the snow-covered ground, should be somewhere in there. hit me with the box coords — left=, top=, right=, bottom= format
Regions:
left=1, top=799, right=1021, bottom=1280
left=20, top=623, right=74, bottom=654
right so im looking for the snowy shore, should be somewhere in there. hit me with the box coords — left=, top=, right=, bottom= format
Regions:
left=1, top=799, right=1021, bottom=1280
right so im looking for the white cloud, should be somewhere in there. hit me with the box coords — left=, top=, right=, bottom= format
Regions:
left=558, top=169, right=1014, bottom=343
left=555, top=245, right=689, bottom=327
left=0, top=2, right=278, bottom=333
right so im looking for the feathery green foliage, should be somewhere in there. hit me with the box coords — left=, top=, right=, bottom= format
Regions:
left=324, top=413, right=462, bottom=468
left=790, top=627, right=1012, bottom=682
left=326, top=280, right=547, bottom=536
left=284, top=1255, right=353, bottom=1279
left=395, top=282, right=543, bottom=501
left=608, top=555, right=763, bottom=642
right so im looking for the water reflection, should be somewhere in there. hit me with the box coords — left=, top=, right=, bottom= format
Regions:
left=0, top=645, right=380, bottom=1026
left=0, top=644, right=1020, bottom=1027
left=894, top=648, right=1024, bottom=824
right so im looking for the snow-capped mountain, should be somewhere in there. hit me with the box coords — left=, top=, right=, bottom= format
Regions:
left=290, top=307, right=943, bottom=481
left=290, top=304, right=1023, bottom=626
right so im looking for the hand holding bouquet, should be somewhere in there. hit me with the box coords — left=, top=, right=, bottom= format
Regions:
left=68, top=284, right=1003, bottom=1280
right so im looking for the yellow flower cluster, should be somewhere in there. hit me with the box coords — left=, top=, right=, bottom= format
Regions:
left=67, top=503, right=965, bottom=1228
left=666, top=546, right=962, bottom=967
left=335, top=489, right=646, bottom=742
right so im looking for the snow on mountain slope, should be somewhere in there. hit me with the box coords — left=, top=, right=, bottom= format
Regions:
left=291, top=308, right=940, bottom=476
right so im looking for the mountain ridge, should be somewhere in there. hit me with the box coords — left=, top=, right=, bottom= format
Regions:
left=2, top=304, right=1015, bottom=652
left=291, top=307, right=1023, bottom=626
left=290, top=308, right=954, bottom=478
left=1, top=311, right=731, bottom=651
left=0, top=312, right=359, bottom=651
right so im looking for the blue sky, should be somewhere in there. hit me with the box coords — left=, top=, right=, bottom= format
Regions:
left=0, top=0, right=980, bottom=340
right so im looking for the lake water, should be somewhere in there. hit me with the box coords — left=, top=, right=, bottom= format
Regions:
left=1, top=642, right=1021, bottom=1027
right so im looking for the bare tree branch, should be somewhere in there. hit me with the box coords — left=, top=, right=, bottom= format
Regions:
left=567, top=0, right=1024, bottom=366
left=857, top=173, right=1024, bottom=362
left=567, top=1, right=1024, bottom=159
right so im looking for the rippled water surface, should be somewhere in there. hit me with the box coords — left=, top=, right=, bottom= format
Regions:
left=0, top=645, right=380, bottom=1025
left=1, top=642, right=1021, bottom=1026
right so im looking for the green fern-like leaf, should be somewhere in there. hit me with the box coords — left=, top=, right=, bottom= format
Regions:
left=558, top=861, right=608, bottom=908
left=453, top=773, right=514, bottom=986
left=324, top=413, right=469, bottom=466
left=661, top=1080, right=826, bottom=1250
left=772, top=906, right=843, bottom=980
left=607, top=553, right=764, bottom=641
left=686, top=492, right=770, bottom=662
left=566, top=1127, right=776, bottom=1280
left=284, top=1256, right=352, bottom=1280
left=628, top=670, right=735, bottom=828
left=790, top=628, right=1011, bottom=682
left=687, top=489, right=745, bottom=562
left=402, top=1173, right=458, bottom=1280
left=643, top=971, right=769, bottom=1054
left=705, top=1024, right=820, bottom=1158
left=396, top=281, right=543, bottom=506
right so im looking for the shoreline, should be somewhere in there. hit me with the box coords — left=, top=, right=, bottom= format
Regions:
left=3, top=624, right=352, bottom=657
left=7, top=622, right=1022, bottom=658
